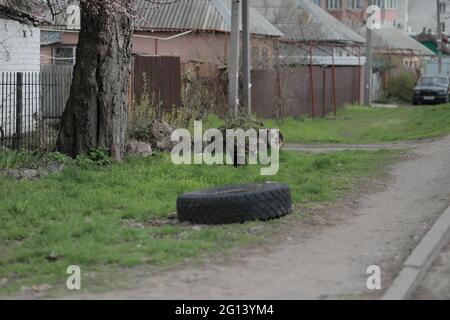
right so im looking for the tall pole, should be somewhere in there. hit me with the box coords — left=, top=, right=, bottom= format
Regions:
left=242, top=0, right=252, bottom=116
left=364, top=26, right=373, bottom=106
left=437, top=0, right=443, bottom=74
left=228, top=0, right=241, bottom=117
left=332, top=45, right=337, bottom=115
left=309, top=44, right=316, bottom=119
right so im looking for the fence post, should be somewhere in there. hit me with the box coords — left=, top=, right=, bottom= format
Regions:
left=275, top=40, right=283, bottom=118
left=14, top=72, right=23, bottom=150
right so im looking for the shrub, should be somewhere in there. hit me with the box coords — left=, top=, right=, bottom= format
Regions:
left=129, top=75, right=219, bottom=141
left=44, top=152, right=73, bottom=165
left=386, top=70, right=416, bottom=102
left=129, top=89, right=161, bottom=143
left=182, top=81, right=217, bottom=122
left=220, top=114, right=264, bottom=132
left=76, top=148, right=113, bottom=167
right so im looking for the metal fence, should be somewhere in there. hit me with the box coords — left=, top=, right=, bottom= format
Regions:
left=132, top=56, right=182, bottom=112
left=0, top=68, right=72, bottom=151
left=423, top=57, right=450, bottom=76
left=252, top=65, right=362, bottom=119
left=1, top=57, right=181, bottom=152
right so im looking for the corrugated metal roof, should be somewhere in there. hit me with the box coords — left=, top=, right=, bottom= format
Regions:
left=249, top=0, right=365, bottom=44
left=0, top=4, right=43, bottom=25
left=369, top=25, right=435, bottom=56
left=134, top=0, right=283, bottom=37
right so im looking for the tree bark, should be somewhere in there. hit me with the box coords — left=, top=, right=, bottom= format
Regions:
left=57, top=2, right=132, bottom=161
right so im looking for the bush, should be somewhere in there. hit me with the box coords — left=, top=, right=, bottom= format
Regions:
left=386, top=71, right=416, bottom=102
left=220, top=114, right=264, bottom=132
left=129, top=75, right=219, bottom=142
left=128, top=89, right=161, bottom=143
left=182, top=81, right=217, bottom=122
left=76, top=148, right=113, bottom=167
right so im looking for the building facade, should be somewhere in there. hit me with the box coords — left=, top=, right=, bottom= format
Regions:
left=40, top=0, right=283, bottom=76
left=311, top=0, right=400, bottom=29
left=401, top=0, right=450, bottom=36
left=0, top=4, right=42, bottom=137
left=0, top=5, right=41, bottom=72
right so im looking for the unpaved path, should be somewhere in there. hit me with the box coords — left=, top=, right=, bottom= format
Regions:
left=74, top=136, right=450, bottom=300
left=285, top=139, right=435, bottom=153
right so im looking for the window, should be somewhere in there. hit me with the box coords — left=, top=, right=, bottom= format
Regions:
left=369, top=0, right=384, bottom=9
left=440, top=2, right=446, bottom=13
left=369, top=0, right=399, bottom=10
left=53, top=46, right=76, bottom=66
left=388, top=0, right=398, bottom=9
left=326, top=0, right=341, bottom=9
left=348, top=0, right=363, bottom=9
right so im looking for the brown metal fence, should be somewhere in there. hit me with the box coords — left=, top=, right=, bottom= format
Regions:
left=252, top=65, right=362, bottom=119
left=1, top=57, right=361, bottom=151
left=132, top=56, right=182, bottom=112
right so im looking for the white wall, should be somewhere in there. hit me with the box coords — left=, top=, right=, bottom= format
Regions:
left=0, top=18, right=41, bottom=72
left=0, top=17, right=41, bottom=137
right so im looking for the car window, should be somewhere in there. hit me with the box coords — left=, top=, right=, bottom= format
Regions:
left=419, top=76, right=449, bottom=86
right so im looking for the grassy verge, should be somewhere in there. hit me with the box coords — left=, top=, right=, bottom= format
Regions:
left=0, top=149, right=396, bottom=293
left=264, top=105, right=450, bottom=144
left=177, top=104, right=450, bottom=145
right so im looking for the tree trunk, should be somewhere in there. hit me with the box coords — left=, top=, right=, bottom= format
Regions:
left=57, top=2, right=132, bottom=161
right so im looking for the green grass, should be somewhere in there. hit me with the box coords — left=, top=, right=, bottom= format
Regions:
left=0, top=149, right=396, bottom=293
left=0, top=150, right=43, bottom=169
left=265, top=105, right=450, bottom=144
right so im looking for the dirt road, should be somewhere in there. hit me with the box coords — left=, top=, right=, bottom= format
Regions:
left=74, top=136, right=450, bottom=300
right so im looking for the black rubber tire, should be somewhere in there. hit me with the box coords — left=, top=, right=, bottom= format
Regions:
left=177, top=183, right=293, bottom=225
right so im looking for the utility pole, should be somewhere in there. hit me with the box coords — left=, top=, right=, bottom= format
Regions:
left=228, top=0, right=241, bottom=117
left=364, top=26, right=373, bottom=106
left=242, top=0, right=252, bottom=116
left=437, top=0, right=443, bottom=74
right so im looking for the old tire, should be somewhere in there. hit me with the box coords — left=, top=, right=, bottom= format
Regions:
left=177, top=183, right=292, bottom=225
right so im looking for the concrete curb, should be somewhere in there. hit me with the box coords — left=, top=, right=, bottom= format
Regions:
left=382, top=206, right=450, bottom=300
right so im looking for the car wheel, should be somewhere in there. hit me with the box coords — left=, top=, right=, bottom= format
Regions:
left=177, top=183, right=293, bottom=225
